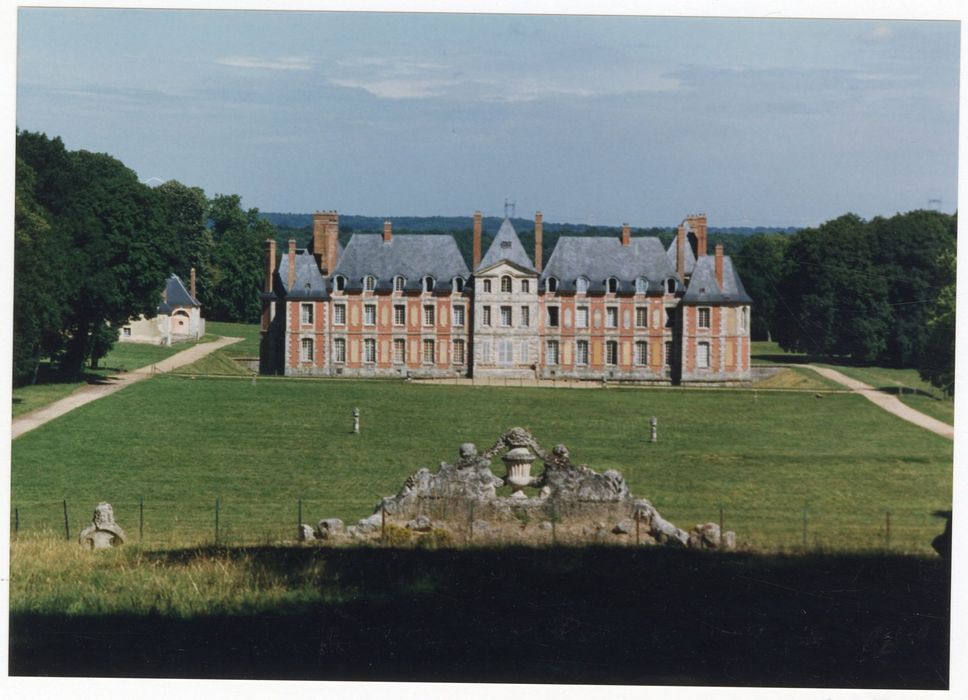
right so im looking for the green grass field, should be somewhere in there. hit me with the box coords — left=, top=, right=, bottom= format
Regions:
left=11, top=372, right=952, bottom=554
left=204, top=321, right=262, bottom=357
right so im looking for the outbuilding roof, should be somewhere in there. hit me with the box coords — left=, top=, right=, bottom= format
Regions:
left=681, top=254, right=753, bottom=304
left=157, top=274, right=200, bottom=313
left=539, top=236, right=680, bottom=294
left=477, top=218, right=535, bottom=272
left=332, top=233, right=470, bottom=293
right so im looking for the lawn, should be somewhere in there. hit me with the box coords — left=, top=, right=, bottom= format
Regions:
left=204, top=320, right=262, bottom=357
left=10, top=374, right=952, bottom=554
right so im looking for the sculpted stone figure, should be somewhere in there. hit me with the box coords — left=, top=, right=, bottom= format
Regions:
left=78, top=502, right=127, bottom=550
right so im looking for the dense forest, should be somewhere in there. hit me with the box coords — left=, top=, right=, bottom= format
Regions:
left=14, top=130, right=273, bottom=385
left=14, top=130, right=956, bottom=394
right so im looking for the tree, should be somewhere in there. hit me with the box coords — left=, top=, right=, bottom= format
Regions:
left=919, top=251, right=956, bottom=395
left=733, top=233, right=789, bottom=341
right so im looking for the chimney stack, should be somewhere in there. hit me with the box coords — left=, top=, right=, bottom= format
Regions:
left=473, top=210, right=482, bottom=269
left=690, top=214, right=708, bottom=257
left=264, top=239, right=276, bottom=293
left=621, top=223, right=631, bottom=247
left=534, top=211, right=543, bottom=272
left=288, top=238, right=297, bottom=290
left=715, top=244, right=724, bottom=288
left=324, top=211, right=339, bottom=277
left=383, top=219, right=393, bottom=243
left=312, top=212, right=327, bottom=257
left=190, top=266, right=197, bottom=299
left=676, top=223, right=686, bottom=277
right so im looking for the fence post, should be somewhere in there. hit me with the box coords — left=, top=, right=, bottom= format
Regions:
left=139, top=497, right=144, bottom=542
left=215, top=497, right=220, bottom=545
left=63, top=499, right=71, bottom=541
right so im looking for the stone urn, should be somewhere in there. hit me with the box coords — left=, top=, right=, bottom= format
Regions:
left=502, top=445, right=537, bottom=498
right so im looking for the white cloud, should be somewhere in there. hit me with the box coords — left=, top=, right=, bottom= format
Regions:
left=215, top=56, right=312, bottom=71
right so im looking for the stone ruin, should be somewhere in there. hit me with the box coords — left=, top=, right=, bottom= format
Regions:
left=304, top=427, right=736, bottom=549
left=78, top=502, right=127, bottom=550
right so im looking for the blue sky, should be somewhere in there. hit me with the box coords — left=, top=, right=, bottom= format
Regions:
left=15, top=8, right=961, bottom=227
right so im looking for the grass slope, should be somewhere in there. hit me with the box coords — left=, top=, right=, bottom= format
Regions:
left=204, top=321, right=261, bottom=357
left=11, top=374, right=952, bottom=553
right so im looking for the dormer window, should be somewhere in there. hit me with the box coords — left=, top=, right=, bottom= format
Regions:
left=606, top=277, right=618, bottom=294
left=666, top=278, right=677, bottom=294
left=423, top=276, right=436, bottom=293
left=364, top=275, right=377, bottom=292
left=575, top=276, right=589, bottom=294
left=453, top=277, right=465, bottom=293
left=394, top=275, right=406, bottom=292
left=546, top=277, right=558, bottom=293
left=635, top=277, right=649, bottom=294
left=501, top=275, right=512, bottom=293
left=334, top=275, right=346, bottom=292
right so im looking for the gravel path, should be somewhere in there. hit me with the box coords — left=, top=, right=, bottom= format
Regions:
left=795, top=364, right=954, bottom=440
left=11, top=336, right=242, bottom=440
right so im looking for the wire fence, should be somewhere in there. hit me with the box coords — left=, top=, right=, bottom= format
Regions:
left=9, top=496, right=949, bottom=555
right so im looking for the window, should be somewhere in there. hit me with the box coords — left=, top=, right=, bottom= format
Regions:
left=334, top=275, right=346, bottom=292
left=453, top=277, right=464, bottom=293
left=483, top=279, right=492, bottom=293
left=521, top=279, right=530, bottom=293
left=482, top=306, right=491, bottom=326
left=576, top=340, right=589, bottom=365
left=122, top=327, right=132, bottom=337
left=606, top=277, right=618, bottom=294
left=606, top=307, right=618, bottom=328
left=576, top=276, right=589, bottom=293
left=394, top=276, right=406, bottom=292
left=453, top=305, right=465, bottom=327
left=664, top=341, right=673, bottom=367
left=606, top=341, right=618, bottom=365
left=546, top=340, right=560, bottom=365
left=300, top=338, right=314, bottom=363
left=364, top=275, right=376, bottom=292
left=481, top=340, right=492, bottom=363
left=576, top=306, right=589, bottom=328
left=636, top=277, right=649, bottom=294
left=500, top=306, right=512, bottom=327
left=547, top=306, right=559, bottom=327
left=698, top=307, right=711, bottom=329
left=423, top=339, right=435, bottom=364
left=501, top=276, right=512, bottom=293
left=423, top=276, right=436, bottom=293
left=394, top=304, right=406, bottom=326
left=452, top=339, right=465, bottom=364
left=635, top=341, right=648, bottom=366
left=547, top=277, right=558, bottom=293
left=499, top=339, right=513, bottom=365
left=519, top=341, right=529, bottom=364
left=301, top=303, right=314, bottom=325
left=423, top=304, right=435, bottom=326
left=393, top=339, right=406, bottom=364
left=364, top=338, right=376, bottom=363
left=521, top=306, right=530, bottom=327
left=334, top=304, right=346, bottom=325
left=364, top=304, right=376, bottom=326
left=697, top=342, right=710, bottom=368
left=666, top=278, right=677, bottom=294
left=740, top=307, right=748, bottom=333
left=333, top=338, right=346, bottom=363
left=635, top=307, right=648, bottom=328
left=665, top=308, right=675, bottom=328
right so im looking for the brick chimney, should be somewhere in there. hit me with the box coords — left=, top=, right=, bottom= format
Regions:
left=690, top=214, right=708, bottom=257
left=324, top=211, right=339, bottom=277
left=676, top=223, right=686, bottom=277
left=534, top=211, right=543, bottom=272
left=312, top=212, right=327, bottom=256
left=621, top=223, right=631, bottom=247
left=190, top=266, right=197, bottom=299
left=264, top=239, right=276, bottom=293
left=383, top=219, right=392, bottom=243
left=473, top=210, right=482, bottom=269
left=715, top=244, right=724, bottom=288
left=288, top=238, right=297, bottom=290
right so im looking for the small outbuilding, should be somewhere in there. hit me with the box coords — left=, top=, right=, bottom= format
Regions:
left=119, top=270, right=205, bottom=346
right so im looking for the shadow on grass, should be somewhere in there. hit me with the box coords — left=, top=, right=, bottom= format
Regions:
left=9, top=546, right=949, bottom=688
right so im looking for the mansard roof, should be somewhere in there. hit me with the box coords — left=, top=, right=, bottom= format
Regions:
left=157, top=274, right=200, bottom=313
left=477, top=218, right=535, bottom=273
left=666, top=236, right=697, bottom=277
left=276, top=250, right=330, bottom=300
left=682, top=255, right=752, bottom=305
left=540, top=236, right=680, bottom=294
left=332, top=233, right=470, bottom=293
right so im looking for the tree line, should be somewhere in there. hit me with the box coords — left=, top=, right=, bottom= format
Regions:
left=14, top=130, right=273, bottom=385
left=731, top=210, right=956, bottom=393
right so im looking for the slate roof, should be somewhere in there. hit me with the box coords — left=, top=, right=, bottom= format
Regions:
left=276, top=250, right=329, bottom=300
left=157, top=274, right=200, bottom=313
left=682, top=255, right=752, bottom=304
left=477, top=218, right=535, bottom=272
left=666, top=235, right=697, bottom=277
left=332, top=234, right=470, bottom=293
left=539, top=236, right=680, bottom=294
